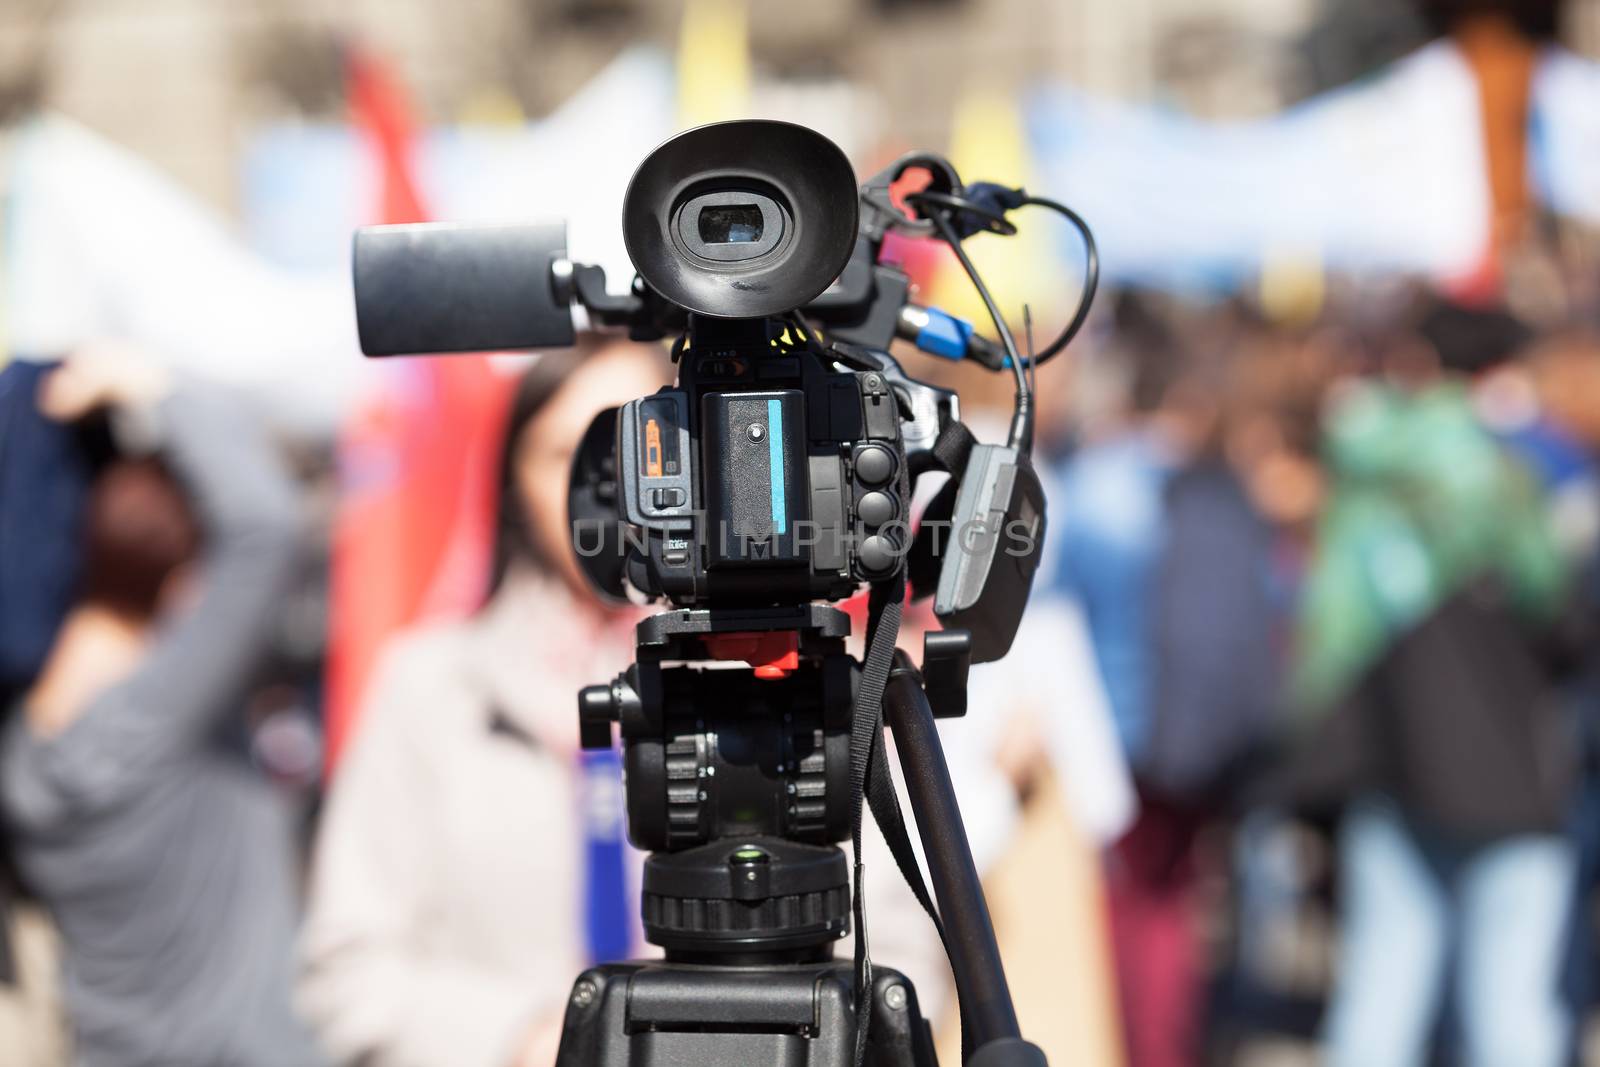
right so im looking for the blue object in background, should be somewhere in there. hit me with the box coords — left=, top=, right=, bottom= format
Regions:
left=1050, top=432, right=1171, bottom=762
left=580, top=747, right=632, bottom=965
left=0, top=359, right=96, bottom=693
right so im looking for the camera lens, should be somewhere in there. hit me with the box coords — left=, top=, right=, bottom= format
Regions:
left=699, top=205, right=764, bottom=245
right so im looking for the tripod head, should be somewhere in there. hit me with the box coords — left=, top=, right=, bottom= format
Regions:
left=580, top=605, right=854, bottom=965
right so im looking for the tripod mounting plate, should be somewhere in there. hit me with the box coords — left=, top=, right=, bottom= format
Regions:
left=636, top=604, right=851, bottom=648
left=555, top=961, right=936, bottom=1067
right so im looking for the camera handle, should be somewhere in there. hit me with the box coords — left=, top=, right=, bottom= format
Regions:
left=881, top=648, right=1049, bottom=1067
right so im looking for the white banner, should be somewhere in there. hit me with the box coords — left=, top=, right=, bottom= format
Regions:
left=1028, top=41, right=1498, bottom=287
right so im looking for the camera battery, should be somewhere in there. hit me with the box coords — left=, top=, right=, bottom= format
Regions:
left=702, top=390, right=807, bottom=567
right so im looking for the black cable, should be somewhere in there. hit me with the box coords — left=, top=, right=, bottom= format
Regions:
left=1021, top=195, right=1099, bottom=366
left=895, top=175, right=1096, bottom=373
left=1023, top=304, right=1038, bottom=398
left=918, top=203, right=1034, bottom=453
left=901, top=189, right=1017, bottom=237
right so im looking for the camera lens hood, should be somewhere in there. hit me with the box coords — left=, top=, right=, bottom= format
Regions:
left=622, top=120, right=859, bottom=320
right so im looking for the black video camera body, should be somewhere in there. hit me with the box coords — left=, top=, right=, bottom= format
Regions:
left=601, top=320, right=911, bottom=607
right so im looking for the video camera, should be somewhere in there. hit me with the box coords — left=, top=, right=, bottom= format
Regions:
left=351, top=119, right=1096, bottom=1067
left=353, top=119, right=1094, bottom=661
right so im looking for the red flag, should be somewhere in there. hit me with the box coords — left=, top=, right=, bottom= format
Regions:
left=324, top=48, right=513, bottom=773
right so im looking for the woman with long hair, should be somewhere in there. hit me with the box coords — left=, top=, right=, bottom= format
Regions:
left=298, top=341, right=669, bottom=1067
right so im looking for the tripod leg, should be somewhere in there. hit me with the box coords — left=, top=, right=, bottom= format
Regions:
left=883, top=658, right=1048, bottom=1066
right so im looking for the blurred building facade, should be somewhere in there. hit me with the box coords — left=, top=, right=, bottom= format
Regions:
left=6, top=0, right=1600, bottom=215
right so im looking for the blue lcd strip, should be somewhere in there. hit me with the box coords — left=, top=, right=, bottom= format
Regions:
left=767, top=398, right=787, bottom=534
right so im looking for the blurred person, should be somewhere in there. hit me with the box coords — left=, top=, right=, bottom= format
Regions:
left=1506, top=327, right=1600, bottom=560
left=1172, top=321, right=1332, bottom=1060
left=297, top=341, right=669, bottom=1067
left=1050, top=293, right=1185, bottom=764
left=1052, top=294, right=1294, bottom=1067
left=1523, top=328, right=1600, bottom=1034
left=1284, top=300, right=1578, bottom=1067
left=1090, top=304, right=1324, bottom=1067
left=943, top=592, right=1136, bottom=1067
left=1141, top=315, right=1322, bottom=802
left=0, top=357, right=101, bottom=1067
left=0, top=351, right=322, bottom=1066
left=1050, top=294, right=1192, bottom=1067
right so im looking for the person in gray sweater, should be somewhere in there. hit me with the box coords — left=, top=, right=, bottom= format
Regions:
left=1, top=351, right=324, bottom=1066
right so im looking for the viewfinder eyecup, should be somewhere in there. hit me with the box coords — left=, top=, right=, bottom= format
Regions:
left=622, top=120, right=859, bottom=320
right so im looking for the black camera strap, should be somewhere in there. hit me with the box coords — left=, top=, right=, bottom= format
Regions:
left=931, top=418, right=978, bottom=474
left=862, top=667, right=977, bottom=1065
left=848, top=571, right=905, bottom=1066
left=849, top=565, right=976, bottom=1067
left=851, top=418, right=989, bottom=1065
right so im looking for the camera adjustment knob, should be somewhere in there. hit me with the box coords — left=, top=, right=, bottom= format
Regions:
left=578, top=683, right=619, bottom=750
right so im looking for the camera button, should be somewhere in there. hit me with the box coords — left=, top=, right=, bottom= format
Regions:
left=854, top=445, right=895, bottom=486
left=650, top=487, right=686, bottom=510
left=859, top=535, right=898, bottom=575
left=857, top=491, right=895, bottom=527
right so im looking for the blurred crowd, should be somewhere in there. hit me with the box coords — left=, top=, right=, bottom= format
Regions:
left=4, top=1, right=1600, bottom=1067
left=1037, top=269, right=1600, bottom=1067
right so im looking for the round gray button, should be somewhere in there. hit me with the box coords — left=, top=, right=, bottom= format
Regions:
left=859, top=534, right=899, bottom=574
left=855, top=445, right=895, bottom=486
left=857, top=491, right=895, bottom=527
